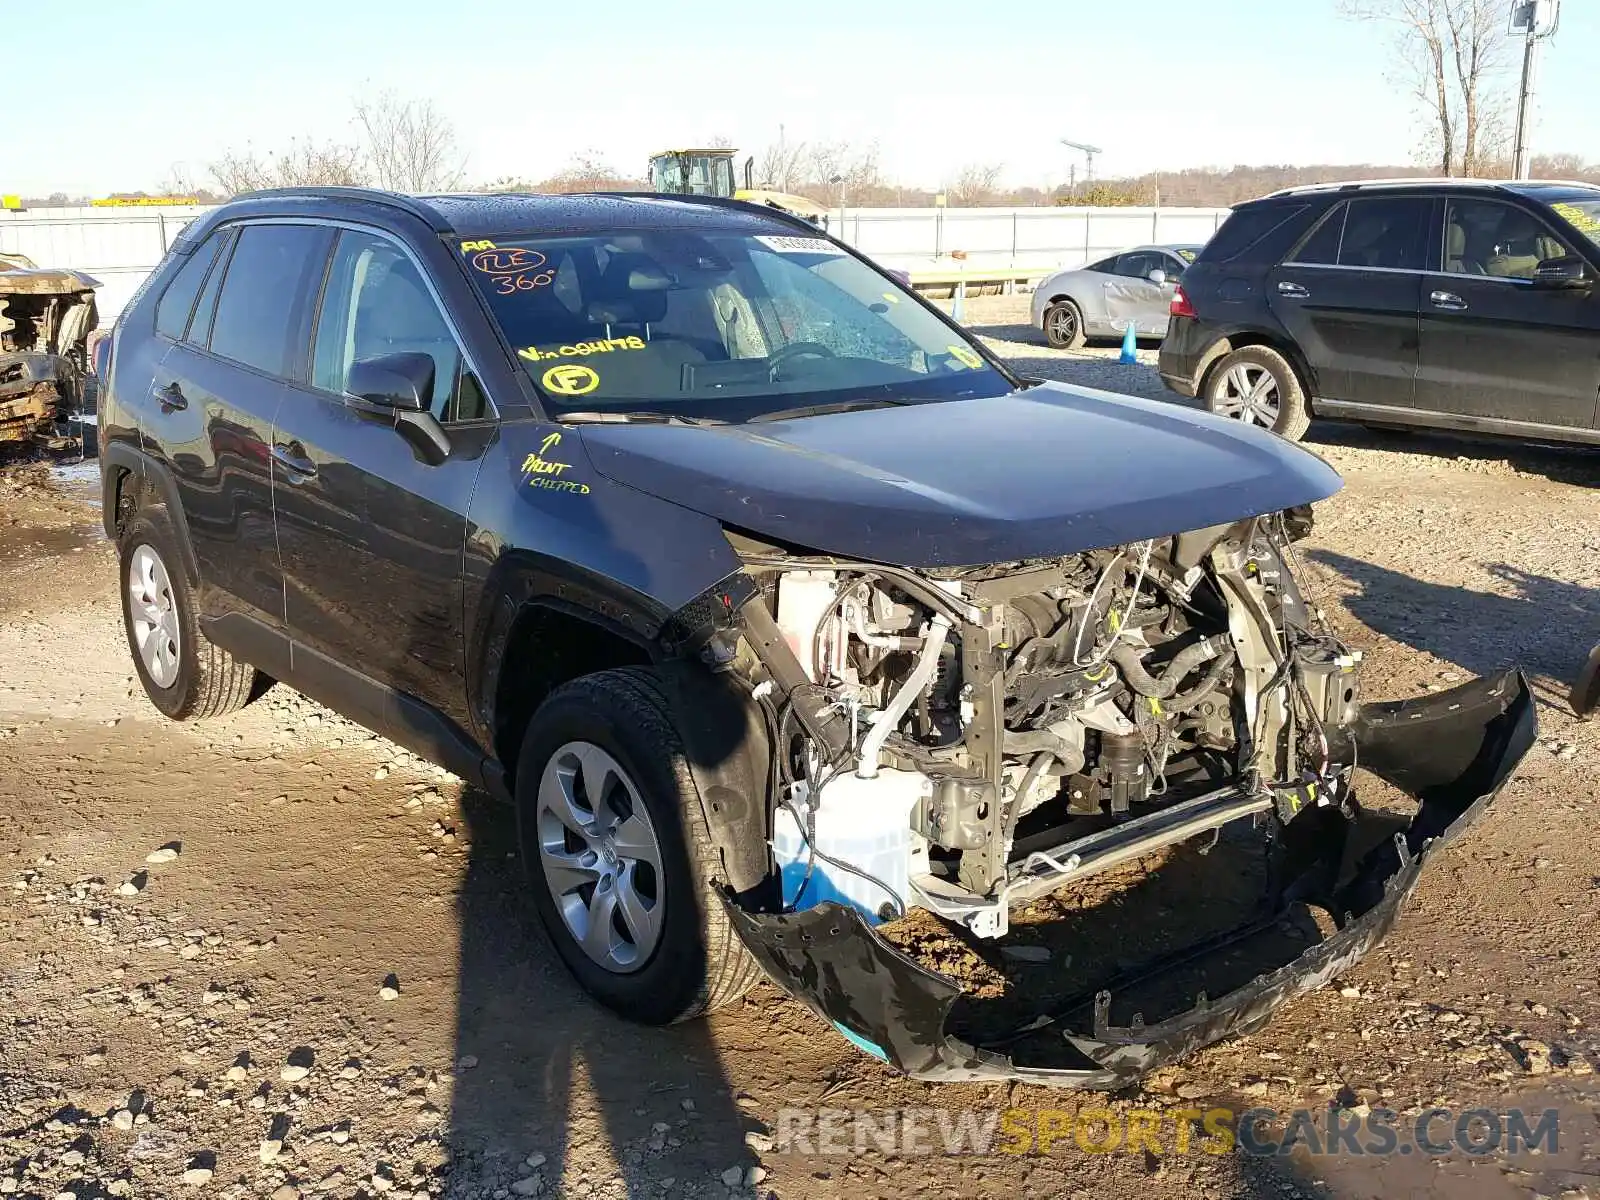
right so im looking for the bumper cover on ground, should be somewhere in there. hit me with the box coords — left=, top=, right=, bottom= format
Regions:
left=727, top=669, right=1535, bottom=1087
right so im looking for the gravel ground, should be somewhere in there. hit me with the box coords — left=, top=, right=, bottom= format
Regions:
left=2, top=299, right=1598, bottom=1200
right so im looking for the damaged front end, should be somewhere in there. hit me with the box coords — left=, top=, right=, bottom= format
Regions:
left=0, top=260, right=100, bottom=453
left=687, top=513, right=1536, bottom=1085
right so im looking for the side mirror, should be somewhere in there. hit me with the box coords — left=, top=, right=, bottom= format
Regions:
left=1531, top=255, right=1592, bottom=290
left=345, top=352, right=435, bottom=410
left=344, top=352, right=450, bottom=466
left=1147, top=269, right=1168, bottom=286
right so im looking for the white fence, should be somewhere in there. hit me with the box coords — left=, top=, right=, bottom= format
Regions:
left=0, top=205, right=210, bottom=321
left=1, top=202, right=1233, bottom=321
left=836, top=206, right=1232, bottom=274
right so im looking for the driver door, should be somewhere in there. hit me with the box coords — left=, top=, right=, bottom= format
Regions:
left=1102, top=251, right=1168, bottom=336
left=271, top=227, right=494, bottom=736
left=1415, top=196, right=1600, bottom=429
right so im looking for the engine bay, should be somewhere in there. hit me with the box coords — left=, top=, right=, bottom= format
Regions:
left=729, top=510, right=1364, bottom=938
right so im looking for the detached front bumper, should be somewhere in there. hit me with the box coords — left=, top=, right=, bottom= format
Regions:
left=727, top=670, right=1535, bottom=1088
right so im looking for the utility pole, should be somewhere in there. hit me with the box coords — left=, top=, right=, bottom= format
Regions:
left=1510, top=0, right=1560, bottom=180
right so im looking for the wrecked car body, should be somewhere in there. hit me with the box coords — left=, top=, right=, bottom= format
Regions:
left=587, top=388, right=1537, bottom=1083
left=102, top=192, right=1536, bottom=1084
left=1, top=256, right=99, bottom=451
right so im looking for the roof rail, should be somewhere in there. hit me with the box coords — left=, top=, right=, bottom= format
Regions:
left=233, top=187, right=453, bottom=232
left=591, top=190, right=827, bottom=235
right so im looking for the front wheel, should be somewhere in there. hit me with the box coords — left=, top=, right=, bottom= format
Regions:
left=1043, top=299, right=1086, bottom=349
left=515, top=667, right=762, bottom=1024
left=1203, top=345, right=1311, bottom=441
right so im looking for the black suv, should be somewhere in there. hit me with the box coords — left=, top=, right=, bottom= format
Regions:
left=1161, top=179, right=1600, bottom=443
left=99, top=187, right=1532, bottom=1087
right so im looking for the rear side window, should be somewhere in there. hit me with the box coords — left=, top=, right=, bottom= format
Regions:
left=1336, top=197, right=1430, bottom=270
left=1289, top=203, right=1345, bottom=264
left=154, top=234, right=223, bottom=340
left=1197, top=203, right=1310, bottom=262
left=208, top=224, right=333, bottom=380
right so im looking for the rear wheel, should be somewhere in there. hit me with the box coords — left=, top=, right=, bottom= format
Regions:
left=1203, top=345, right=1311, bottom=441
left=515, top=667, right=761, bottom=1024
left=119, top=508, right=263, bottom=720
left=1043, top=299, right=1086, bottom=349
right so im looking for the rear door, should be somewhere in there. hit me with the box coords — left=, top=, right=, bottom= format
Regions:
left=1268, top=195, right=1431, bottom=409
left=1415, top=195, right=1600, bottom=430
left=271, top=226, right=494, bottom=738
left=152, top=222, right=330, bottom=664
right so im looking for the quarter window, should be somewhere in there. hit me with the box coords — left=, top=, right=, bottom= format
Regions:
left=154, top=233, right=224, bottom=340
left=208, top=224, right=332, bottom=379
left=186, top=229, right=235, bottom=347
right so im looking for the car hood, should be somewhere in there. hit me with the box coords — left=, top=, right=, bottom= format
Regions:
left=577, top=383, right=1343, bottom=568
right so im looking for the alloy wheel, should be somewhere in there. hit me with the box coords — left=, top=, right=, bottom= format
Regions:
left=1213, top=363, right=1283, bottom=427
left=535, top=741, right=665, bottom=973
left=1047, top=305, right=1079, bottom=345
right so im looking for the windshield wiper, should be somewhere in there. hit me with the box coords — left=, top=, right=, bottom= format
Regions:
left=558, top=410, right=728, bottom=426
left=745, top=398, right=914, bottom=423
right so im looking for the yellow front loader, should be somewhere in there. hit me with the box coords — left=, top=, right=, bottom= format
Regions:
left=647, top=149, right=829, bottom=228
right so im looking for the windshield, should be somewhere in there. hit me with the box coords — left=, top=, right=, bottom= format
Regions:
left=648, top=154, right=735, bottom=197
left=1551, top=200, right=1600, bottom=252
left=459, top=229, right=1011, bottom=419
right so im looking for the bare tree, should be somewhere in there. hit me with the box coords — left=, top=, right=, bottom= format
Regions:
left=1442, top=0, right=1508, bottom=174
left=947, top=163, right=1003, bottom=207
left=756, top=133, right=809, bottom=192
left=548, top=151, right=627, bottom=193
left=355, top=92, right=465, bottom=192
left=210, top=139, right=368, bottom=195
left=1339, top=0, right=1509, bottom=175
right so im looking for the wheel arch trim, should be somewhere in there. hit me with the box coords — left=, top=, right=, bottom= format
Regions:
left=101, top=441, right=201, bottom=585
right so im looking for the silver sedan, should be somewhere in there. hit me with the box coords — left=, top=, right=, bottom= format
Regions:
left=1029, top=244, right=1202, bottom=349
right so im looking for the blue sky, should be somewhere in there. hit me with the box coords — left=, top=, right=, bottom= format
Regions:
left=12, top=0, right=1597, bottom=195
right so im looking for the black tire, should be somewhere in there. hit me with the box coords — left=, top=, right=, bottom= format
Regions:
left=119, top=507, right=262, bottom=721
left=1043, top=299, right=1086, bottom=349
left=515, top=667, right=762, bottom=1025
left=1202, top=345, right=1311, bottom=441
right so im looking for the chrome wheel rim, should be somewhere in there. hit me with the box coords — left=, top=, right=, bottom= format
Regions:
left=536, top=741, right=664, bottom=974
left=1213, top=363, right=1282, bottom=427
left=128, top=544, right=181, bottom=688
left=1046, top=305, right=1078, bottom=344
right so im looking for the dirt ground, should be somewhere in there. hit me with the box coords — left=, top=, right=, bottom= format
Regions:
left=2, top=295, right=1599, bottom=1200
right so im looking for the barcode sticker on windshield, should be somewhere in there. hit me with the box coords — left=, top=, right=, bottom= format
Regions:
left=755, top=235, right=845, bottom=255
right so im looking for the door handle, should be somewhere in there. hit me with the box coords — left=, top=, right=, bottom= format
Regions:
left=1276, top=281, right=1310, bottom=299
left=152, top=381, right=187, bottom=412
left=272, top=442, right=317, bottom=481
left=1430, top=290, right=1468, bottom=311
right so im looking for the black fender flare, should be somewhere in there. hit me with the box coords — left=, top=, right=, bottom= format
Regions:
left=99, top=440, right=201, bottom=585
left=655, top=658, right=773, bottom=896
left=471, top=558, right=774, bottom=894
